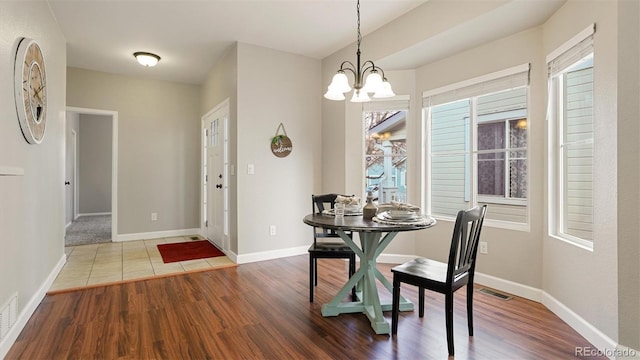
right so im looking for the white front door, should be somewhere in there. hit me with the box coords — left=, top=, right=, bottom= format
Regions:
left=202, top=103, right=228, bottom=250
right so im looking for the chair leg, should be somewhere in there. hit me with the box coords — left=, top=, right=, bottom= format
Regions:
left=418, top=287, right=425, bottom=317
left=467, top=282, right=474, bottom=336
left=350, top=254, right=356, bottom=301
left=314, top=258, right=318, bottom=286
left=309, top=255, right=314, bottom=303
left=445, top=292, right=454, bottom=356
left=392, top=277, right=400, bottom=334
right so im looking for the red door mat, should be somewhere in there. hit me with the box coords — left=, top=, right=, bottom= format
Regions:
left=157, top=240, right=224, bottom=263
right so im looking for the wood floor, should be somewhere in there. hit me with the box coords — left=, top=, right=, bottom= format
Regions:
left=7, top=255, right=604, bottom=360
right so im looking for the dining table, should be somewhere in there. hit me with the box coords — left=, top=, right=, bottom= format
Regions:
left=303, top=211, right=436, bottom=335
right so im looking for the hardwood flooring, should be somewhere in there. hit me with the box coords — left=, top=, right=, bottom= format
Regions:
left=7, top=255, right=604, bottom=359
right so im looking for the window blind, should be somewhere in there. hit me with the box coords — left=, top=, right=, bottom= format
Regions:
left=422, top=64, right=530, bottom=108
left=547, top=24, right=595, bottom=76
left=363, top=95, right=410, bottom=112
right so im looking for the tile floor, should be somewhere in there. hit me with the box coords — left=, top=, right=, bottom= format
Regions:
left=50, top=236, right=235, bottom=293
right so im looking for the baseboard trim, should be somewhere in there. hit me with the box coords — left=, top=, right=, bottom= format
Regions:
left=235, top=246, right=308, bottom=264
left=0, top=253, right=66, bottom=359
left=116, top=228, right=201, bottom=242
left=474, top=272, right=542, bottom=302
left=542, top=291, right=618, bottom=359
left=77, top=212, right=112, bottom=217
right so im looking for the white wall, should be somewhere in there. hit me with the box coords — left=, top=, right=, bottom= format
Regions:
left=67, top=68, right=201, bottom=236
left=0, top=2, right=67, bottom=357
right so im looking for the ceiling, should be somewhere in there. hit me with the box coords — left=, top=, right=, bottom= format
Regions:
left=48, top=0, right=565, bottom=85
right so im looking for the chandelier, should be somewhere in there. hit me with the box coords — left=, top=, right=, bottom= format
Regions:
left=324, top=0, right=395, bottom=102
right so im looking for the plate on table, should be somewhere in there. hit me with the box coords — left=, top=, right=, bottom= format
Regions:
left=387, top=209, right=418, bottom=219
left=377, top=211, right=423, bottom=222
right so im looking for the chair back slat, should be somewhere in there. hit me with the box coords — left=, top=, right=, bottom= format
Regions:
left=447, top=205, right=487, bottom=283
left=311, top=194, right=356, bottom=240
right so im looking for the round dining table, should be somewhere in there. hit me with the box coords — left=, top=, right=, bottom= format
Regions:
left=303, top=212, right=436, bottom=335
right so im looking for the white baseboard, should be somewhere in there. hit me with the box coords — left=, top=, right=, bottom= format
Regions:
left=542, top=292, right=618, bottom=359
left=77, top=212, right=112, bottom=217
left=474, top=272, right=542, bottom=302
left=235, top=245, right=308, bottom=264
left=116, top=228, right=201, bottom=242
left=0, top=253, right=66, bottom=359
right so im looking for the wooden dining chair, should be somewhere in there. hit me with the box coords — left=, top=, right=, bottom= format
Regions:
left=391, top=205, right=487, bottom=356
left=309, top=194, right=356, bottom=303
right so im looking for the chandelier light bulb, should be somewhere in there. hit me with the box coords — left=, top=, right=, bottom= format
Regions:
left=323, top=0, right=394, bottom=103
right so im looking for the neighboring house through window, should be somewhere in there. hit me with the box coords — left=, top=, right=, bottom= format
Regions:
left=423, top=65, right=530, bottom=229
left=363, top=98, right=409, bottom=204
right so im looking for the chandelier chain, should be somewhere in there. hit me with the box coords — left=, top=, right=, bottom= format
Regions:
left=357, top=0, right=361, bottom=50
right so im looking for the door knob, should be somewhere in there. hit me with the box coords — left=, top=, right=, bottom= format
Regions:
left=64, top=181, right=70, bottom=185
left=216, top=184, right=222, bottom=189
left=218, top=174, right=222, bottom=179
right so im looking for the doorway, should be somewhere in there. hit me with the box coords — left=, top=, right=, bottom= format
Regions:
left=201, top=99, right=229, bottom=251
left=64, top=107, right=118, bottom=245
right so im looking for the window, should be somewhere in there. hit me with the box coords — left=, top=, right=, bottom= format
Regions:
left=424, top=65, right=529, bottom=227
left=548, top=25, right=594, bottom=248
left=363, top=99, right=409, bottom=203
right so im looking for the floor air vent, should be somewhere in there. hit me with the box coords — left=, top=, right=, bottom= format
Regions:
left=190, top=236, right=199, bottom=240
left=478, top=288, right=512, bottom=300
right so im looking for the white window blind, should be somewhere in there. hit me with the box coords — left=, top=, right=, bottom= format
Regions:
left=423, top=64, right=530, bottom=108
left=547, top=24, right=595, bottom=76
left=363, top=96, right=410, bottom=112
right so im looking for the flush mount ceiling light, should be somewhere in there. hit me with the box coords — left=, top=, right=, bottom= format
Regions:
left=324, top=0, right=395, bottom=102
left=133, top=51, right=161, bottom=67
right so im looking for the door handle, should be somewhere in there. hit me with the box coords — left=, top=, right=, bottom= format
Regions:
left=216, top=184, right=222, bottom=189
left=65, top=181, right=70, bottom=185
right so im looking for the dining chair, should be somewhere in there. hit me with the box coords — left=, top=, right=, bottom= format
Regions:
left=391, top=205, right=487, bottom=356
left=309, top=193, right=357, bottom=303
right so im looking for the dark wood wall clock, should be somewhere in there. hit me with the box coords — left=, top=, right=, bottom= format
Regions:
left=14, top=38, right=47, bottom=144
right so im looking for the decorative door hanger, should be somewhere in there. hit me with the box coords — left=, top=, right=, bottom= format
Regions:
left=271, top=123, right=292, bottom=158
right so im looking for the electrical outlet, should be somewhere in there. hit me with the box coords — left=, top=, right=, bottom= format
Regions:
left=479, top=241, right=488, bottom=254
left=269, top=225, right=276, bottom=236
left=151, top=212, right=158, bottom=221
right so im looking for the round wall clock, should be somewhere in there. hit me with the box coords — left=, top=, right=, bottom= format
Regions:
left=14, top=38, right=47, bottom=144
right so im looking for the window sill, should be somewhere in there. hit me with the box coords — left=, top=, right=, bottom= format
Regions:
left=548, top=233, right=593, bottom=252
left=432, top=214, right=529, bottom=232
left=477, top=196, right=527, bottom=206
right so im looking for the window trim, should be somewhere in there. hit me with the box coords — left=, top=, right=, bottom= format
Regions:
left=546, top=25, right=595, bottom=250
left=423, top=75, right=531, bottom=231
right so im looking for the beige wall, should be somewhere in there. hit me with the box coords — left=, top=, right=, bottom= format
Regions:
left=65, top=112, right=79, bottom=225
left=200, top=45, right=239, bottom=253
left=235, top=42, right=322, bottom=256
left=0, top=2, right=67, bottom=356
left=542, top=0, right=619, bottom=342
left=78, top=114, right=112, bottom=214
left=67, top=68, right=201, bottom=235
left=616, top=0, right=640, bottom=350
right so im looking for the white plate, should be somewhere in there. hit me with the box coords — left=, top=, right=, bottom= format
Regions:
left=387, top=209, right=418, bottom=219
left=378, top=211, right=423, bottom=222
